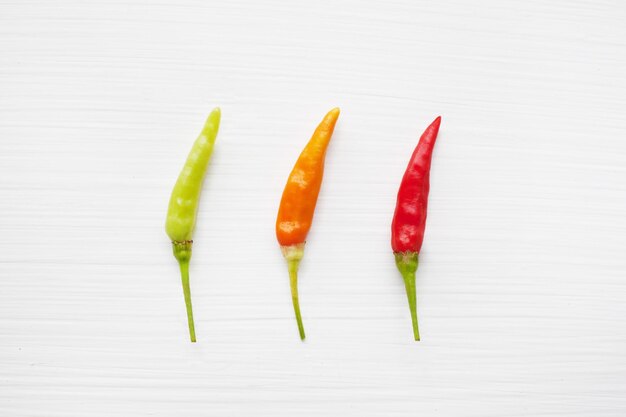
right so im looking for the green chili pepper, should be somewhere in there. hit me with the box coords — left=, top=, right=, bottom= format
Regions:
left=165, top=107, right=221, bottom=342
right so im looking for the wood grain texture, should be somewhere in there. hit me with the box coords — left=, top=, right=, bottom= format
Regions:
left=1, top=0, right=625, bottom=415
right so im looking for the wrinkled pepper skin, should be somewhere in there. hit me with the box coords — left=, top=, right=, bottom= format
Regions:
left=165, top=108, right=221, bottom=342
left=276, top=108, right=340, bottom=340
left=391, top=116, right=441, bottom=341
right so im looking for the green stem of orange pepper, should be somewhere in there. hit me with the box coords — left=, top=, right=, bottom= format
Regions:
left=285, top=245, right=305, bottom=340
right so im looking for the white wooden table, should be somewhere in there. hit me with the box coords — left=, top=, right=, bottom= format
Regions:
left=1, top=0, right=625, bottom=415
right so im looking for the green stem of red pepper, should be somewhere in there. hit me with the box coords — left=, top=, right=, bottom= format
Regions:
left=395, top=252, right=419, bottom=341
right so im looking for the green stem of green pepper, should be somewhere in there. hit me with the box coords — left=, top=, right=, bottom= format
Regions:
left=394, top=252, right=420, bottom=341
left=173, top=241, right=196, bottom=342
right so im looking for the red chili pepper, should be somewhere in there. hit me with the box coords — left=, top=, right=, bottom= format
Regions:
left=391, top=116, right=441, bottom=341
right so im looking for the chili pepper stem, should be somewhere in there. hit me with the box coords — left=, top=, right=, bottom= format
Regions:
left=281, top=244, right=306, bottom=340
left=394, top=252, right=420, bottom=341
left=288, top=260, right=305, bottom=340
left=173, top=241, right=196, bottom=342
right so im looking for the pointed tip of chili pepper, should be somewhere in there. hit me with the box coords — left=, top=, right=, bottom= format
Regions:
left=320, top=107, right=337, bottom=120
left=302, top=108, right=340, bottom=152
left=202, top=107, right=221, bottom=136
left=207, top=107, right=221, bottom=120
left=432, top=115, right=442, bottom=127
left=323, top=107, right=341, bottom=124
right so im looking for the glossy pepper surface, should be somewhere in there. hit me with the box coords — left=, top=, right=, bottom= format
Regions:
left=391, top=116, right=441, bottom=341
left=166, top=108, right=221, bottom=342
left=276, top=108, right=340, bottom=340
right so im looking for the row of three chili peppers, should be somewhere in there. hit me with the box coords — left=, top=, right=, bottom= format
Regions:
left=166, top=108, right=442, bottom=342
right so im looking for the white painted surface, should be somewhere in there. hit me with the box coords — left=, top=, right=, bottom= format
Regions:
left=1, top=0, right=625, bottom=415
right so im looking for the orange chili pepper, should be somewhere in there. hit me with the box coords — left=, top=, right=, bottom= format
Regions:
left=276, top=108, right=340, bottom=340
